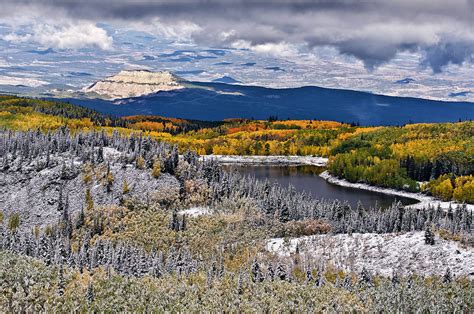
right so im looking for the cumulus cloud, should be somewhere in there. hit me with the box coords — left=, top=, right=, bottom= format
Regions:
left=2, top=23, right=113, bottom=50
left=0, top=75, right=48, bottom=87
left=232, top=41, right=300, bottom=58
left=1, top=0, right=473, bottom=72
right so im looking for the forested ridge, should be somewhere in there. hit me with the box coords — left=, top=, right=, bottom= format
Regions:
left=327, top=123, right=474, bottom=202
left=1, top=94, right=472, bottom=203
left=0, top=127, right=473, bottom=311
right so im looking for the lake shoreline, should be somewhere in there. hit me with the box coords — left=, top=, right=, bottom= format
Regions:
left=200, top=155, right=329, bottom=166
left=201, top=155, right=472, bottom=211
left=320, top=171, right=474, bottom=211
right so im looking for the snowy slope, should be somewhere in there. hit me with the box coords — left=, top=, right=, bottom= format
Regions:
left=267, top=232, right=474, bottom=277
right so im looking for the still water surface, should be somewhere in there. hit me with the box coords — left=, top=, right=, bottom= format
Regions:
left=224, top=165, right=418, bottom=209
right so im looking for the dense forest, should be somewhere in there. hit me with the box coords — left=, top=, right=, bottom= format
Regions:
left=327, top=123, right=474, bottom=202
left=1, top=94, right=473, bottom=202
left=0, top=127, right=472, bottom=311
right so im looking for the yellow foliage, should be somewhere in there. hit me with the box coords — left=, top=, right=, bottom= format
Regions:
left=152, top=160, right=161, bottom=178
left=123, top=179, right=130, bottom=195
left=136, top=156, right=146, bottom=169
left=432, top=179, right=454, bottom=201
left=453, top=176, right=474, bottom=203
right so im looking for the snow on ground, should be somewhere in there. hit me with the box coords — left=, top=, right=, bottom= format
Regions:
left=103, top=147, right=122, bottom=161
left=178, top=207, right=212, bottom=217
left=320, top=171, right=474, bottom=211
left=266, top=232, right=474, bottom=277
left=201, top=155, right=328, bottom=166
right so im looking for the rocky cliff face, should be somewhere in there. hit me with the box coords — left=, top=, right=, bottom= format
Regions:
left=83, top=70, right=185, bottom=99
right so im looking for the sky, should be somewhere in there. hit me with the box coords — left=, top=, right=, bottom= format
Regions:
left=0, top=0, right=473, bottom=101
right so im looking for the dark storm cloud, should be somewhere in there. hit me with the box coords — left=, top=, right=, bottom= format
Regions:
left=2, top=0, right=474, bottom=72
left=423, top=40, right=474, bottom=73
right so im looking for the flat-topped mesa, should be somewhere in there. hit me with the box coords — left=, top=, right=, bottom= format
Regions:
left=83, top=70, right=185, bottom=99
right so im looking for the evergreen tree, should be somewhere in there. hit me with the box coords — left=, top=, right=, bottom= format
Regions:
left=57, top=265, right=65, bottom=296
left=251, top=259, right=263, bottom=283
left=424, top=225, right=435, bottom=245
left=237, top=271, right=244, bottom=295
left=315, top=269, right=325, bottom=287
left=86, top=281, right=94, bottom=303
left=266, top=264, right=275, bottom=281
left=276, top=263, right=287, bottom=281
left=359, top=267, right=372, bottom=286
left=443, top=268, right=452, bottom=284
left=76, top=207, right=85, bottom=229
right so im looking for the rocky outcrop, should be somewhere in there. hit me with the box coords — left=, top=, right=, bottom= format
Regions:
left=83, top=70, right=185, bottom=99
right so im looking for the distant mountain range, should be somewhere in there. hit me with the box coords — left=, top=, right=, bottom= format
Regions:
left=52, top=70, right=474, bottom=125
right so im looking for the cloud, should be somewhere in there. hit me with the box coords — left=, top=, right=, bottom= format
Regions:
left=2, top=23, right=113, bottom=50
left=1, top=0, right=473, bottom=72
left=0, top=75, right=48, bottom=87
left=422, top=39, right=474, bottom=73
left=126, top=18, right=201, bottom=42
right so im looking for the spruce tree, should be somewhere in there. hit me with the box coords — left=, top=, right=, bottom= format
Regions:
left=424, top=225, right=435, bottom=245
left=360, top=267, right=372, bottom=286
left=237, top=271, right=244, bottom=295
left=86, top=281, right=94, bottom=303
left=276, top=263, right=287, bottom=281
left=251, top=259, right=263, bottom=283
left=443, top=268, right=452, bottom=284
left=57, top=265, right=65, bottom=296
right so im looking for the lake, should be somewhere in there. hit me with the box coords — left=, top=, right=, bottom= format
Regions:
left=224, top=165, right=419, bottom=209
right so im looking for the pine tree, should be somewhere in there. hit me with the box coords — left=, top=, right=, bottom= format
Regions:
left=57, top=184, right=64, bottom=212
left=443, top=268, right=452, bottom=284
left=360, top=267, right=372, bottom=286
left=391, top=270, right=400, bottom=286
left=97, top=144, right=104, bottom=164
left=315, top=269, right=325, bottom=287
left=106, top=163, right=114, bottom=192
left=57, top=265, right=65, bottom=296
left=237, top=271, right=244, bottom=295
left=180, top=214, right=187, bottom=231
left=86, top=281, right=94, bottom=303
left=279, top=202, right=289, bottom=223
left=169, top=210, right=179, bottom=231
left=305, top=267, right=314, bottom=284
left=424, top=225, right=435, bottom=245
left=251, top=259, right=263, bottom=283
left=276, top=263, right=287, bottom=281
left=266, top=264, right=275, bottom=281
left=76, top=206, right=85, bottom=229
left=342, top=274, right=352, bottom=291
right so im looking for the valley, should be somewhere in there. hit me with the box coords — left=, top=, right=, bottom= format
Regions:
left=0, top=94, right=472, bottom=311
left=1, top=2, right=474, bottom=311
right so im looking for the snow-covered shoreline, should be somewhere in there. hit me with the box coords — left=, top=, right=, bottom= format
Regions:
left=199, top=155, right=472, bottom=211
left=320, top=171, right=474, bottom=211
left=200, top=155, right=328, bottom=166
